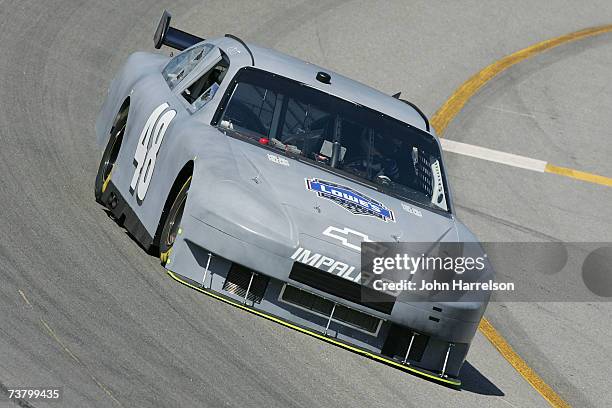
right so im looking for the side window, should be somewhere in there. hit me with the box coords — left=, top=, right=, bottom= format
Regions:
left=181, top=55, right=229, bottom=111
left=162, top=43, right=213, bottom=89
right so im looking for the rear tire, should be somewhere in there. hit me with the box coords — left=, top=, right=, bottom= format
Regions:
left=94, top=108, right=128, bottom=204
left=158, top=176, right=191, bottom=265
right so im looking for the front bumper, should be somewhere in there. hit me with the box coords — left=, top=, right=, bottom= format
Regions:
left=163, top=216, right=485, bottom=384
left=166, top=268, right=463, bottom=387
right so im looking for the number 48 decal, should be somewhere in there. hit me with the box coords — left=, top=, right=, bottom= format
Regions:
left=130, top=102, right=176, bottom=201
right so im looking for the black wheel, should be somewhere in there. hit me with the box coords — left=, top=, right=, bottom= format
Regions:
left=94, top=106, right=128, bottom=204
left=158, top=176, right=191, bottom=265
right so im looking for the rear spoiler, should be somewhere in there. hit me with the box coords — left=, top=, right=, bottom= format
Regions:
left=153, top=10, right=204, bottom=51
left=153, top=10, right=256, bottom=66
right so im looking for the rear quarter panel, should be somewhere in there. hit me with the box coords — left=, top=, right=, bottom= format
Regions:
left=96, top=52, right=169, bottom=148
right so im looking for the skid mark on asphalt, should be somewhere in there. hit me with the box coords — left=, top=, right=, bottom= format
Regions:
left=454, top=204, right=563, bottom=242
left=429, top=23, right=612, bottom=408
left=484, top=105, right=537, bottom=118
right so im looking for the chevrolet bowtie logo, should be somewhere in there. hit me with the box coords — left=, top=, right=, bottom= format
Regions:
left=322, top=226, right=372, bottom=252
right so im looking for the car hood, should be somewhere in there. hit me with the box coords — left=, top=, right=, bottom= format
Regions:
left=192, top=135, right=461, bottom=259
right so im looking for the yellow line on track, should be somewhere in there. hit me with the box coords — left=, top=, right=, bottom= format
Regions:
left=479, top=319, right=571, bottom=408
left=430, top=24, right=612, bottom=408
left=34, top=302, right=123, bottom=405
left=440, top=138, right=612, bottom=188
left=545, top=163, right=612, bottom=187
left=431, top=24, right=612, bottom=136
left=430, top=25, right=612, bottom=189
left=40, top=321, right=123, bottom=405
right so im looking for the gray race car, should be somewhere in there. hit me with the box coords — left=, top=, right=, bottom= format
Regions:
left=95, top=10, right=489, bottom=386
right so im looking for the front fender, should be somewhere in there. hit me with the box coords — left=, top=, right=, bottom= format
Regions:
left=188, top=179, right=296, bottom=256
left=181, top=134, right=297, bottom=257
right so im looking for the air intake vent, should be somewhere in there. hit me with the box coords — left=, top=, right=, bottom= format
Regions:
left=289, top=262, right=395, bottom=314
left=222, top=264, right=269, bottom=303
left=381, top=324, right=429, bottom=362
left=281, top=285, right=381, bottom=334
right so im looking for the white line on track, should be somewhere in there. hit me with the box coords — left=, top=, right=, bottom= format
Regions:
left=440, top=138, right=547, bottom=173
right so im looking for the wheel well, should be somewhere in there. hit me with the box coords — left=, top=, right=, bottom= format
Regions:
left=95, top=96, right=132, bottom=203
left=107, top=97, right=130, bottom=151
left=115, top=97, right=130, bottom=128
left=106, top=97, right=131, bottom=176
left=151, top=160, right=194, bottom=253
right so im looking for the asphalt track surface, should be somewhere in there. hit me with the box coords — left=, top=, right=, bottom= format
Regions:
left=1, top=1, right=612, bottom=407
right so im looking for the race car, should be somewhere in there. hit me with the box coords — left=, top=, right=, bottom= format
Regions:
left=94, top=10, right=489, bottom=386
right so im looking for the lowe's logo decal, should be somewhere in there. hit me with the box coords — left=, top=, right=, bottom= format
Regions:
left=305, top=178, right=395, bottom=222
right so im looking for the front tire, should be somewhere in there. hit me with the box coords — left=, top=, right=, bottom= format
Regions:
left=158, top=176, right=191, bottom=265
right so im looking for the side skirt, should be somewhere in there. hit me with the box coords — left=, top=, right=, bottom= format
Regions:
left=99, top=181, right=155, bottom=250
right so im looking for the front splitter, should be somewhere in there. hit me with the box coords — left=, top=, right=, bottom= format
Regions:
left=166, top=269, right=462, bottom=387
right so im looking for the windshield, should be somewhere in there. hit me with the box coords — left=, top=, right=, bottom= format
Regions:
left=215, top=68, right=450, bottom=212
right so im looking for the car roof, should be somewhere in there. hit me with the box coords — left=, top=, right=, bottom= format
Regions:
left=214, top=37, right=431, bottom=133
